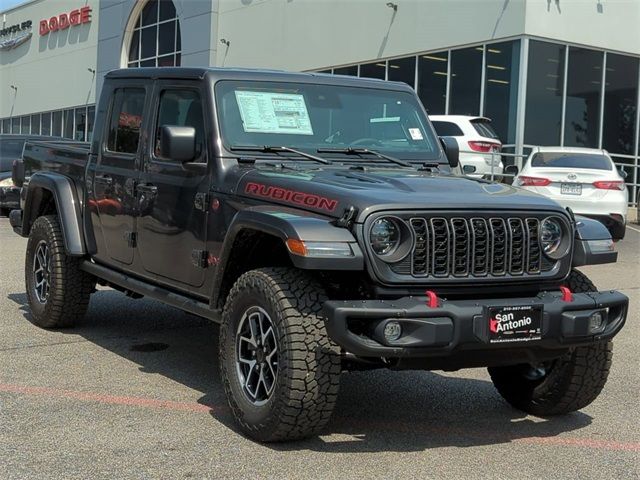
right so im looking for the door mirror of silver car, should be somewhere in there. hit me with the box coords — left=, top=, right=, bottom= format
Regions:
left=462, top=165, right=476, bottom=175
left=160, top=125, right=196, bottom=163
left=618, top=168, right=627, bottom=179
left=504, top=165, right=519, bottom=177
left=439, top=136, right=459, bottom=169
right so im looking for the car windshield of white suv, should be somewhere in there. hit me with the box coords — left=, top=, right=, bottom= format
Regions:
left=531, top=152, right=612, bottom=170
left=215, top=80, right=442, bottom=162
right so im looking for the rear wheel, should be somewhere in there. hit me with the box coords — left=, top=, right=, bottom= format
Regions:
left=488, top=270, right=613, bottom=416
left=25, top=215, right=94, bottom=328
left=219, top=267, right=341, bottom=442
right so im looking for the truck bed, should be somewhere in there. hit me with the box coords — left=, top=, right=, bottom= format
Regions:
left=21, top=140, right=91, bottom=186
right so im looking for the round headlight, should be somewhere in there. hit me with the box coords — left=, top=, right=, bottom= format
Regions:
left=370, top=217, right=401, bottom=256
left=540, top=217, right=569, bottom=259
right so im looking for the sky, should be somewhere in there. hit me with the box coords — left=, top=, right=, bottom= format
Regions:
left=0, top=0, right=29, bottom=13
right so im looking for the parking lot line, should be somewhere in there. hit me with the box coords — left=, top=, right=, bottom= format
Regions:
left=2, top=381, right=639, bottom=453
left=0, top=382, right=215, bottom=413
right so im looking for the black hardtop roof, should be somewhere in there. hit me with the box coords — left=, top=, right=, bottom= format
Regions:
left=105, top=67, right=414, bottom=92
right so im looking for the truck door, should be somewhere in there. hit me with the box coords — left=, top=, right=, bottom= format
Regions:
left=136, top=82, right=209, bottom=287
left=92, top=86, right=148, bottom=266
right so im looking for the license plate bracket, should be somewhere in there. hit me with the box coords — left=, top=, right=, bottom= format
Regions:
left=561, top=183, right=582, bottom=195
left=487, top=305, right=542, bottom=344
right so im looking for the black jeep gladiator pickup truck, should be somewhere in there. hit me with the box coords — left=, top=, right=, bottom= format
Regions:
left=10, top=68, right=628, bottom=442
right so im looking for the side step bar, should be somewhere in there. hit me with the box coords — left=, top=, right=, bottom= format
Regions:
left=80, top=261, right=221, bottom=323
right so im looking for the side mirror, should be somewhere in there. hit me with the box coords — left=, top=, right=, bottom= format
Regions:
left=618, top=168, right=627, bottom=179
left=11, top=159, right=25, bottom=188
left=160, top=125, right=196, bottom=162
left=504, top=165, right=519, bottom=176
left=439, top=136, right=459, bottom=169
left=462, top=165, right=476, bottom=175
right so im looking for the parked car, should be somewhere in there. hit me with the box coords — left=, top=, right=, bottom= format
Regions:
left=10, top=68, right=627, bottom=442
left=429, top=115, right=503, bottom=178
left=514, top=147, right=629, bottom=240
left=0, top=171, right=20, bottom=216
left=0, top=134, right=64, bottom=172
left=1, top=135, right=64, bottom=216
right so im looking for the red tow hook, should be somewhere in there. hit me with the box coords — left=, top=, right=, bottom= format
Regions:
left=560, top=286, right=573, bottom=302
left=425, top=290, right=439, bottom=308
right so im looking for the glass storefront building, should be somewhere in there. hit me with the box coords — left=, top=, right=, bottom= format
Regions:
left=1, top=1, right=638, bottom=205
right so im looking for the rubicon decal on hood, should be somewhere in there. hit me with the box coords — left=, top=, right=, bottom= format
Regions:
left=244, top=182, right=338, bottom=212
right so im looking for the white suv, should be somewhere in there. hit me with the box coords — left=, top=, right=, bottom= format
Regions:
left=430, top=115, right=503, bottom=179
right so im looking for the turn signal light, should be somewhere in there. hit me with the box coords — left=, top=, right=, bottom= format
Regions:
left=592, top=180, right=625, bottom=191
left=517, top=176, right=551, bottom=187
left=468, top=141, right=500, bottom=152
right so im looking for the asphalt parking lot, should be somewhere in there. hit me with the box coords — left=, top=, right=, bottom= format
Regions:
left=0, top=217, right=638, bottom=480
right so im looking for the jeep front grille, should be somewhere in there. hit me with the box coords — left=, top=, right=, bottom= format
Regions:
left=403, top=216, right=550, bottom=278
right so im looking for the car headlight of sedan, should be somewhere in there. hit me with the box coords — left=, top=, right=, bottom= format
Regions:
left=540, top=216, right=571, bottom=259
left=369, top=216, right=412, bottom=262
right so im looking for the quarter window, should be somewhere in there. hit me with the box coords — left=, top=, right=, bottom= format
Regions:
left=107, top=88, right=146, bottom=154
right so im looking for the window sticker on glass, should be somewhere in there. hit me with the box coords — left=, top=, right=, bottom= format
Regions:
left=409, top=128, right=424, bottom=140
left=370, top=116, right=401, bottom=123
left=234, top=91, right=314, bottom=135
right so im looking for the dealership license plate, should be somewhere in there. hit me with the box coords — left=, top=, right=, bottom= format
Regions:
left=488, top=305, right=542, bottom=344
left=561, top=183, right=582, bottom=195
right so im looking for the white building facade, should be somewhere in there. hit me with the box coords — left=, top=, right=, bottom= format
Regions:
left=1, top=0, right=639, bottom=203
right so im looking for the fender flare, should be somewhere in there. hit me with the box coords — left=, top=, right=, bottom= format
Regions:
left=209, top=207, right=363, bottom=308
left=22, top=172, right=86, bottom=256
left=572, top=215, right=617, bottom=266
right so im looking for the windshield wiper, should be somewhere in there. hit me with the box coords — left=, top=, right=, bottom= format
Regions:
left=317, top=147, right=413, bottom=168
left=230, top=145, right=332, bottom=164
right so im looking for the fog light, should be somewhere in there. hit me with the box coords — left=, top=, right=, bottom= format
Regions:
left=383, top=321, right=402, bottom=342
left=589, top=311, right=606, bottom=333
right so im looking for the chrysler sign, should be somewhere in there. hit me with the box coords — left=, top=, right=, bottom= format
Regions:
left=0, top=20, right=33, bottom=51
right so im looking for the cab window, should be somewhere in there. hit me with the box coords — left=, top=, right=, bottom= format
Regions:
left=106, top=88, right=145, bottom=154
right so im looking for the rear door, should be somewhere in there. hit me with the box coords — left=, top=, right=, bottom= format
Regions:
left=91, top=85, right=148, bottom=266
left=136, top=80, right=210, bottom=288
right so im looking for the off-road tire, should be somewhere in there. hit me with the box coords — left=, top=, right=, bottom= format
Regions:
left=25, top=215, right=94, bottom=328
left=488, top=269, right=612, bottom=416
left=219, top=267, right=341, bottom=442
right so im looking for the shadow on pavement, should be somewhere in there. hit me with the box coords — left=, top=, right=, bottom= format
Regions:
left=8, top=289, right=592, bottom=453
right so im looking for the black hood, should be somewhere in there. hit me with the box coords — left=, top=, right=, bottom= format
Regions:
left=235, top=166, right=566, bottom=221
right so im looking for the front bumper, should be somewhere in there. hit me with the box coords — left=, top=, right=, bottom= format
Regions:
left=323, top=290, right=627, bottom=361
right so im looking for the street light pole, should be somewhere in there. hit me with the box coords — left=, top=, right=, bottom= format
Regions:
left=9, top=85, right=18, bottom=133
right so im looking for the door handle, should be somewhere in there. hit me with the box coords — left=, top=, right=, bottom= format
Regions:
left=94, top=175, right=113, bottom=186
left=137, top=183, right=158, bottom=195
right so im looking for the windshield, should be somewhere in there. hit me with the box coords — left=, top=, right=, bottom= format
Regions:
left=215, top=80, right=442, bottom=162
left=531, top=152, right=612, bottom=170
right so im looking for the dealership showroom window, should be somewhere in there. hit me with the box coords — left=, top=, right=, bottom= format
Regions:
left=0, top=0, right=638, bottom=205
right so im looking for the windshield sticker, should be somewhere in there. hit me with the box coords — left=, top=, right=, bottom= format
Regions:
left=235, top=91, right=314, bottom=135
left=409, top=128, right=424, bottom=140
left=370, top=116, right=400, bottom=123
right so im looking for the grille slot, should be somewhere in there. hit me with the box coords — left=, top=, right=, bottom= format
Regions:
left=407, top=215, right=551, bottom=279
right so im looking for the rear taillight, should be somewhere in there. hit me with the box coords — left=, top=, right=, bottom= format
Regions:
left=592, top=180, right=625, bottom=191
left=468, top=141, right=500, bottom=153
left=517, top=176, right=551, bottom=187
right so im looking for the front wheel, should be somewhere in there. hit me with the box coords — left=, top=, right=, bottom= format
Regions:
left=219, top=268, right=341, bottom=442
left=488, top=270, right=613, bottom=415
